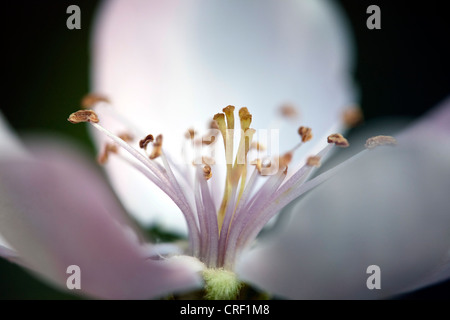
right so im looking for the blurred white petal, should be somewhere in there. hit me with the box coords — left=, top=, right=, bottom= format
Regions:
left=0, top=111, right=27, bottom=159
left=0, top=111, right=27, bottom=251
left=398, top=96, right=450, bottom=143
left=0, top=139, right=200, bottom=299
left=237, top=130, right=450, bottom=298
left=91, top=0, right=357, bottom=233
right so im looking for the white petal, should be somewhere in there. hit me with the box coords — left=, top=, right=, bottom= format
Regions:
left=0, top=111, right=27, bottom=159
left=91, top=0, right=357, bottom=232
left=0, top=138, right=201, bottom=299
left=0, top=111, right=27, bottom=250
left=237, top=142, right=450, bottom=299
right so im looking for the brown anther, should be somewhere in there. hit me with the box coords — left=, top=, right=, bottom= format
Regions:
left=97, top=144, right=118, bottom=165
left=81, top=93, right=110, bottom=108
left=342, top=106, right=364, bottom=128
left=68, top=110, right=99, bottom=124
left=365, top=135, right=397, bottom=150
left=149, top=146, right=162, bottom=160
left=210, top=120, right=219, bottom=130
left=139, top=134, right=154, bottom=150
left=279, top=104, right=298, bottom=119
left=306, top=156, right=321, bottom=167
left=327, top=133, right=349, bottom=147
left=298, top=126, right=313, bottom=143
left=250, top=142, right=266, bottom=151
left=98, top=152, right=109, bottom=165
left=202, top=135, right=216, bottom=145
left=203, top=165, right=212, bottom=180
left=106, top=144, right=118, bottom=154
left=185, top=128, right=196, bottom=140
left=149, top=135, right=163, bottom=159
left=154, top=134, right=163, bottom=147
left=118, top=132, right=134, bottom=142
left=279, top=152, right=293, bottom=169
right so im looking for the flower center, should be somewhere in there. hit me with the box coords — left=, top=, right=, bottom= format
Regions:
left=68, top=100, right=395, bottom=275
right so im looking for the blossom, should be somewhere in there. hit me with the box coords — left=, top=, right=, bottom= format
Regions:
left=1, top=0, right=450, bottom=300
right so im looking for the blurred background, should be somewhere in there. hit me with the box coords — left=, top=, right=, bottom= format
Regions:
left=1, top=0, right=449, bottom=299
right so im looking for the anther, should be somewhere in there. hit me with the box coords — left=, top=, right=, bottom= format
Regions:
left=342, top=106, right=364, bottom=128
left=365, top=135, right=397, bottom=150
left=81, top=94, right=110, bottom=108
left=298, top=126, right=313, bottom=143
left=279, top=104, right=299, bottom=119
left=185, top=128, right=196, bottom=140
left=98, top=143, right=118, bottom=165
left=327, top=133, right=349, bottom=147
left=279, top=152, right=293, bottom=170
left=202, top=135, right=216, bottom=146
left=203, top=165, right=212, bottom=180
left=149, top=135, right=163, bottom=160
left=306, top=156, right=321, bottom=167
left=139, top=134, right=154, bottom=150
left=118, top=132, right=134, bottom=142
left=154, top=134, right=163, bottom=147
left=209, top=120, right=219, bottom=130
left=68, top=110, right=99, bottom=124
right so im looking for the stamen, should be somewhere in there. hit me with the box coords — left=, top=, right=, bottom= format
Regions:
left=279, top=103, right=298, bottom=119
left=209, top=120, right=219, bottom=130
left=68, top=110, right=99, bottom=124
left=185, top=128, right=196, bottom=140
left=342, top=106, right=364, bottom=128
left=298, top=126, right=313, bottom=143
left=98, top=143, right=118, bottom=165
left=327, top=133, right=350, bottom=147
left=203, top=165, right=212, bottom=181
left=279, top=152, right=293, bottom=170
left=365, top=135, right=397, bottom=149
left=118, top=132, right=134, bottom=142
left=139, top=134, right=154, bottom=150
left=72, top=103, right=393, bottom=271
left=149, top=134, right=163, bottom=160
left=306, top=156, right=321, bottom=167
left=71, top=115, right=201, bottom=257
left=202, top=135, right=216, bottom=146
left=81, top=94, right=110, bottom=108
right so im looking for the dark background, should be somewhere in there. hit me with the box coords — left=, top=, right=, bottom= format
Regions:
left=1, top=0, right=449, bottom=299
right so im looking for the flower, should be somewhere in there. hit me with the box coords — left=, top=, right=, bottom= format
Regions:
left=1, top=0, right=450, bottom=300
left=67, top=103, right=359, bottom=299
